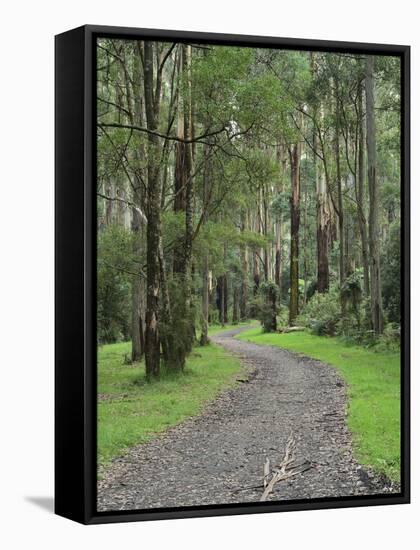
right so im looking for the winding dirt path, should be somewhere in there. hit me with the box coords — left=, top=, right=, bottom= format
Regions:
left=97, top=326, right=395, bottom=511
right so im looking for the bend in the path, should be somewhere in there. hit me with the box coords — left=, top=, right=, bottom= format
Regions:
left=97, top=325, right=397, bottom=511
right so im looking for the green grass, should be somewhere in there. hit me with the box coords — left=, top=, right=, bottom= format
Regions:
left=98, top=341, right=243, bottom=468
left=236, top=327, right=400, bottom=482
left=207, top=321, right=257, bottom=336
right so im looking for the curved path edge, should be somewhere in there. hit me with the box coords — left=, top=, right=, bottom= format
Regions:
left=97, top=325, right=398, bottom=511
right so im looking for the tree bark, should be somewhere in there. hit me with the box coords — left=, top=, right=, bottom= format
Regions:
left=232, top=286, right=240, bottom=324
left=130, top=42, right=147, bottom=364
left=200, top=144, right=211, bottom=345
left=223, top=273, right=228, bottom=324
left=335, top=84, right=345, bottom=287
left=182, top=45, right=195, bottom=350
left=144, top=41, right=161, bottom=380
left=173, top=49, right=187, bottom=274
left=275, top=223, right=282, bottom=288
left=262, top=184, right=270, bottom=281
left=131, top=206, right=144, bottom=362
left=200, top=255, right=210, bottom=344
left=275, top=146, right=286, bottom=298
left=315, top=126, right=331, bottom=294
left=240, top=210, right=249, bottom=319
left=289, top=143, right=301, bottom=326
left=217, top=276, right=225, bottom=326
left=365, top=55, right=384, bottom=335
left=311, top=58, right=332, bottom=294
left=302, top=171, right=308, bottom=306
left=357, top=84, right=370, bottom=296
left=268, top=285, right=277, bottom=332
left=170, top=44, right=195, bottom=362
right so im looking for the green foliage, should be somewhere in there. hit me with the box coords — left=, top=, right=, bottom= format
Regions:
left=236, top=328, right=400, bottom=482
left=251, top=281, right=280, bottom=332
left=193, top=220, right=269, bottom=277
left=339, top=271, right=363, bottom=335
left=160, top=275, right=198, bottom=370
left=270, top=191, right=290, bottom=219
left=382, top=223, right=401, bottom=323
left=97, top=225, right=133, bottom=343
left=297, top=271, right=396, bottom=346
left=95, top=43, right=402, bottom=484
left=297, top=289, right=342, bottom=336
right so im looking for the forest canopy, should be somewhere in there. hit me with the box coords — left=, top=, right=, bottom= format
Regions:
left=96, top=39, right=401, bottom=380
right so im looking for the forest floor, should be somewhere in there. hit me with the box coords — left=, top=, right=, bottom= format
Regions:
left=97, top=326, right=398, bottom=511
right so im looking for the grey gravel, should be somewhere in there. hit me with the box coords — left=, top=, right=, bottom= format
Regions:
left=97, top=326, right=399, bottom=511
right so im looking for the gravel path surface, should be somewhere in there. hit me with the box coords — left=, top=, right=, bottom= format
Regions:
left=97, top=326, right=397, bottom=511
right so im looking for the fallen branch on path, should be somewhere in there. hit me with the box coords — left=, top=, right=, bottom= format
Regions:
left=260, top=433, right=312, bottom=501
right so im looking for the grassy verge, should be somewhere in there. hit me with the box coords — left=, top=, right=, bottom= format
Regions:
left=98, top=341, right=243, bottom=469
left=236, top=327, right=400, bottom=482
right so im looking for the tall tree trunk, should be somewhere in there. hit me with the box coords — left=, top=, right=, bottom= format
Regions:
left=316, top=149, right=331, bottom=293
left=173, top=50, right=187, bottom=274
left=302, top=172, right=308, bottom=306
left=158, top=238, right=177, bottom=368
left=275, top=221, right=282, bottom=288
left=365, top=56, right=384, bottom=335
left=144, top=41, right=161, bottom=380
left=240, top=210, right=249, bottom=320
left=217, top=276, right=225, bottom=326
left=357, top=85, right=370, bottom=296
left=289, top=143, right=301, bottom=326
left=183, top=45, right=195, bottom=350
left=200, top=144, right=211, bottom=345
left=131, top=206, right=144, bottom=362
left=130, top=51, right=146, bottom=363
left=223, top=273, right=228, bottom=324
left=105, top=183, right=113, bottom=225
left=335, top=85, right=345, bottom=287
left=262, top=184, right=270, bottom=281
left=200, top=255, right=209, bottom=344
left=170, top=44, right=195, bottom=362
left=275, top=146, right=286, bottom=298
left=311, top=57, right=332, bottom=294
left=232, top=286, right=240, bottom=324
left=268, top=284, right=277, bottom=332
left=253, top=209, right=261, bottom=295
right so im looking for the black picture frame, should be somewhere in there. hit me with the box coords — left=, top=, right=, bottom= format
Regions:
left=55, top=24, right=410, bottom=525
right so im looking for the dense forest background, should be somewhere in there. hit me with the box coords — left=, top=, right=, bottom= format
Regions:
left=97, top=39, right=401, bottom=380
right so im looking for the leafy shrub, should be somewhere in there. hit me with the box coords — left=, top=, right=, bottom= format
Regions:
left=305, top=279, right=318, bottom=301
left=159, top=275, right=198, bottom=370
left=339, top=271, right=363, bottom=336
left=366, top=323, right=401, bottom=353
left=297, top=290, right=341, bottom=336
left=97, top=225, right=132, bottom=344
left=252, top=281, right=280, bottom=332
left=382, top=223, right=401, bottom=323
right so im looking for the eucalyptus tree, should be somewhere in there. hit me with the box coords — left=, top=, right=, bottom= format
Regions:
left=365, top=55, right=384, bottom=335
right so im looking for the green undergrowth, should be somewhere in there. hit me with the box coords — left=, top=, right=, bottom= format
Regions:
left=236, top=327, right=400, bottom=482
left=97, top=341, right=243, bottom=470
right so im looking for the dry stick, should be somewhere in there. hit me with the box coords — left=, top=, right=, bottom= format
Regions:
left=232, top=461, right=311, bottom=494
left=263, top=458, right=270, bottom=489
left=260, top=433, right=307, bottom=502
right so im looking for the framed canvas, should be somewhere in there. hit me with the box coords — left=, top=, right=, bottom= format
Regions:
left=55, top=25, right=410, bottom=524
